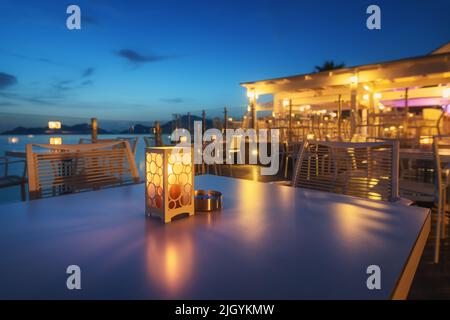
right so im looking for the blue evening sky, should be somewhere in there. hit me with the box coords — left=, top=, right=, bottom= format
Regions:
left=0, top=0, right=449, bottom=122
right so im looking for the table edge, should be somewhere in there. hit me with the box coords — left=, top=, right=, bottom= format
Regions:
left=391, top=208, right=431, bottom=300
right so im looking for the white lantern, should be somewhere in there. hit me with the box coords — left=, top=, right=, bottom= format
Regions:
left=145, top=147, right=195, bottom=223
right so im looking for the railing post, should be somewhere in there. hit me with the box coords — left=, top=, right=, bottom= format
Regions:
left=154, top=121, right=162, bottom=147
left=288, top=99, right=292, bottom=144
left=91, top=118, right=98, bottom=142
left=187, top=112, right=191, bottom=133
left=202, top=110, right=206, bottom=134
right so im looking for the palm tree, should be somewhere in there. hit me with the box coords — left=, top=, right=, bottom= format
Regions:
left=314, top=60, right=345, bottom=72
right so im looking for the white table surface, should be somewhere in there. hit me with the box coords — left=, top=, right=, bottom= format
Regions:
left=0, top=175, right=430, bottom=299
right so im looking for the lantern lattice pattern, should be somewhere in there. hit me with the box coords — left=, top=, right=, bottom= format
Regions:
left=145, top=147, right=194, bottom=223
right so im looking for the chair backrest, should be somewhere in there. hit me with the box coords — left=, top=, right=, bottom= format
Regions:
left=26, top=141, right=140, bottom=200
left=291, top=140, right=399, bottom=202
left=433, top=135, right=450, bottom=193
left=79, top=137, right=139, bottom=156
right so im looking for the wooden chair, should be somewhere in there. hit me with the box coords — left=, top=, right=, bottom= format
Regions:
left=80, top=137, right=139, bottom=156
left=292, top=141, right=400, bottom=202
left=26, top=141, right=140, bottom=200
left=432, top=135, right=450, bottom=263
left=0, top=154, right=27, bottom=201
left=280, top=141, right=303, bottom=179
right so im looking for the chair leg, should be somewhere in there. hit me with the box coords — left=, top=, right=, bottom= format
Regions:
left=214, top=163, right=219, bottom=176
left=442, top=189, right=447, bottom=239
left=284, top=156, right=289, bottom=179
left=434, top=190, right=443, bottom=263
left=20, top=182, right=26, bottom=201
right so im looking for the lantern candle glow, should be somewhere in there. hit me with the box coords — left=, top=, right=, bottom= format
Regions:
left=145, top=147, right=195, bottom=223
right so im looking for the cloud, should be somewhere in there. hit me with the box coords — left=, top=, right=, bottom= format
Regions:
left=160, top=98, right=185, bottom=103
left=53, top=80, right=73, bottom=92
left=3, top=52, right=78, bottom=69
left=0, top=92, right=60, bottom=106
left=115, top=49, right=167, bottom=64
left=82, top=67, right=95, bottom=78
left=0, top=72, right=17, bottom=90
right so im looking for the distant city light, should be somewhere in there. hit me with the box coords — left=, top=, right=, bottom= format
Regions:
left=8, top=137, right=19, bottom=144
left=48, top=121, right=61, bottom=129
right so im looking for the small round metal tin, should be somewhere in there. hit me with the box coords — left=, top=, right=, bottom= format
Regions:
left=194, top=190, right=222, bottom=212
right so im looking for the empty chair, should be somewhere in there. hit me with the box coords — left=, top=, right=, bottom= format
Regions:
left=432, top=135, right=450, bottom=263
left=26, top=141, right=140, bottom=200
left=280, top=141, right=304, bottom=179
left=292, top=141, right=399, bottom=202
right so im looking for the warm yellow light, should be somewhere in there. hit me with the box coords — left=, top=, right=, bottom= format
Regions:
left=282, top=99, right=290, bottom=107
left=374, top=93, right=382, bottom=99
left=378, top=103, right=385, bottom=111
left=272, top=112, right=275, bottom=117
left=350, top=75, right=358, bottom=85
left=48, top=121, right=61, bottom=129
left=305, top=105, right=311, bottom=110
left=251, top=149, right=258, bottom=156
left=383, top=128, right=389, bottom=132
left=180, top=136, right=188, bottom=143
left=299, top=106, right=305, bottom=112
left=228, top=117, right=233, bottom=122
left=291, top=113, right=295, bottom=117
left=363, top=94, right=369, bottom=101
left=389, top=126, right=396, bottom=131
left=408, top=112, right=414, bottom=118
left=247, top=105, right=251, bottom=112
left=363, top=85, right=371, bottom=91
left=307, top=133, right=314, bottom=140
left=420, top=136, right=433, bottom=145
left=247, top=90, right=256, bottom=100
left=8, top=137, right=19, bottom=144
left=399, top=125, right=404, bottom=129
left=50, top=137, right=62, bottom=145
left=146, top=147, right=194, bottom=223
left=330, top=112, right=337, bottom=118
left=386, top=107, right=392, bottom=112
